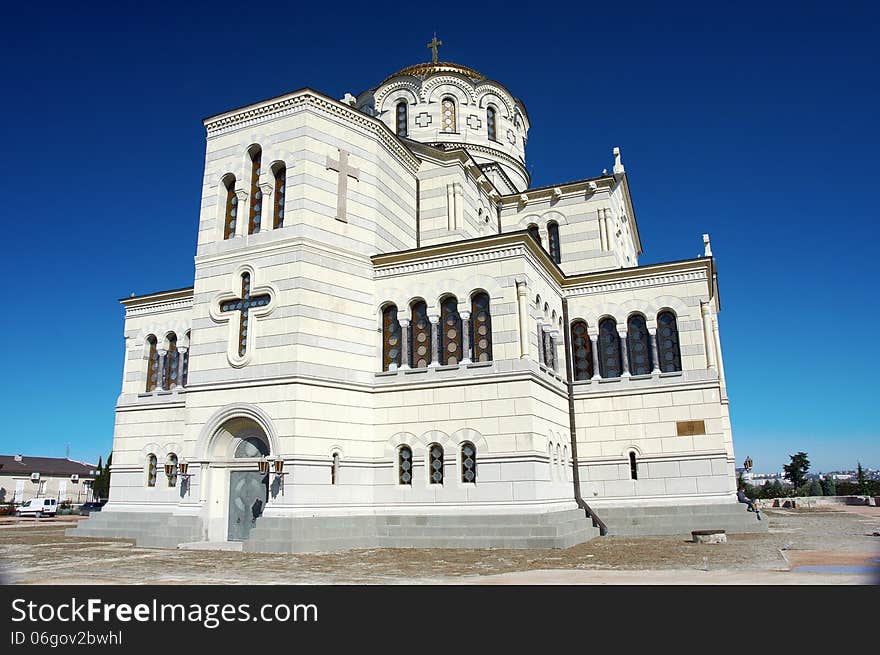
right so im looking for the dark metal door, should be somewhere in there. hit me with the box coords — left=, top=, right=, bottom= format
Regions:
left=227, top=471, right=268, bottom=541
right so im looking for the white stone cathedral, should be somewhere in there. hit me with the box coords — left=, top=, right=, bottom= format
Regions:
left=72, top=46, right=764, bottom=551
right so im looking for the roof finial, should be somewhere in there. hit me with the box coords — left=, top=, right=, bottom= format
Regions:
left=427, top=33, right=443, bottom=63
left=703, top=233, right=713, bottom=257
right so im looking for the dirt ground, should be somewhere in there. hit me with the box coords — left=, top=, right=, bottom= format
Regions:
left=1, top=507, right=878, bottom=585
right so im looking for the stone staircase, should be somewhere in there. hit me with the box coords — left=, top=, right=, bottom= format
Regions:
left=66, top=511, right=203, bottom=549
left=595, top=503, right=768, bottom=537
left=243, top=508, right=600, bottom=553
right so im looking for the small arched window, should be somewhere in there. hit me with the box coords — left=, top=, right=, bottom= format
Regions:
left=428, top=443, right=444, bottom=484
left=165, top=453, right=179, bottom=487
left=331, top=452, right=340, bottom=485
left=234, top=436, right=269, bottom=458
left=629, top=451, right=638, bottom=480
left=526, top=224, right=541, bottom=247
left=273, top=164, right=286, bottom=229
left=627, top=315, right=652, bottom=376
left=547, top=221, right=561, bottom=264
left=164, top=333, right=179, bottom=390
left=657, top=311, right=682, bottom=372
left=146, top=454, right=157, bottom=487
left=440, top=296, right=462, bottom=365
left=248, top=147, right=262, bottom=234
left=470, top=292, right=492, bottom=362
left=410, top=300, right=431, bottom=368
left=398, top=445, right=413, bottom=485
left=461, top=442, right=477, bottom=483
left=570, top=321, right=593, bottom=381
left=396, top=101, right=408, bottom=137
left=382, top=304, right=402, bottom=371
left=598, top=318, right=622, bottom=378
left=182, top=331, right=190, bottom=387
left=441, top=96, right=456, bottom=133
left=222, top=175, right=238, bottom=240
left=146, top=335, right=159, bottom=392
left=487, top=106, right=497, bottom=141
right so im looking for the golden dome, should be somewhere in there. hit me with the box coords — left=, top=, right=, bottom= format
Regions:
left=381, top=62, right=486, bottom=85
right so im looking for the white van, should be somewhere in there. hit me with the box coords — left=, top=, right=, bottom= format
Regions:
left=16, top=498, right=58, bottom=518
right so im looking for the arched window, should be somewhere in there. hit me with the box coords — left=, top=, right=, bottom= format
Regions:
left=470, top=292, right=492, bottom=362
left=146, top=335, right=159, bottom=392
left=461, top=442, right=477, bottom=483
left=146, top=454, right=157, bottom=487
left=440, top=296, right=462, bottom=365
left=441, top=96, right=456, bottom=133
left=182, top=331, right=190, bottom=387
left=428, top=443, right=444, bottom=484
left=598, top=318, right=622, bottom=378
left=547, top=221, right=561, bottom=264
left=487, top=106, right=497, bottom=141
left=234, top=436, right=269, bottom=458
left=629, top=451, right=638, bottom=480
left=396, top=101, right=408, bottom=137
left=398, top=445, right=413, bottom=485
left=570, top=320, right=593, bottom=381
left=273, top=164, right=286, bottom=229
left=222, top=175, right=238, bottom=240
left=164, top=333, right=179, bottom=390
left=382, top=304, right=402, bottom=371
left=526, top=224, right=541, bottom=247
left=657, top=311, right=682, bottom=372
left=331, top=452, right=340, bottom=485
left=627, top=315, right=652, bottom=376
left=165, top=453, right=179, bottom=487
left=247, top=147, right=262, bottom=234
left=410, top=300, right=431, bottom=368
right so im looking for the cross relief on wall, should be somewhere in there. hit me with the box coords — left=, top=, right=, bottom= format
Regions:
left=326, top=148, right=360, bottom=222
left=210, top=268, right=277, bottom=367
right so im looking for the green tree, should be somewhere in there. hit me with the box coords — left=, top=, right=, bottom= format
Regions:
left=857, top=462, right=869, bottom=496
left=783, top=452, right=810, bottom=490
left=92, top=453, right=112, bottom=500
left=807, top=479, right=823, bottom=496
left=821, top=476, right=837, bottom=496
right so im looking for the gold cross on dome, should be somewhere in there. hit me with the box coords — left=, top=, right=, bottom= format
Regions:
left=427, top=34, right=442, bottom=63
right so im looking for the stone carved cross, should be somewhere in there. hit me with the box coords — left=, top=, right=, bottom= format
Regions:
left=220, top=272, right=271, bottom=357
left=326, top=148, right=360, bottom=223
left=427, top=34, right=442, bottom=63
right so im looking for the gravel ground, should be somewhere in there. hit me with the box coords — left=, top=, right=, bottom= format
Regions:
left=1, top=508, right=877, bottom=585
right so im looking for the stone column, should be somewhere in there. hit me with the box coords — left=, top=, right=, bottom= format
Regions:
left=543, top=326, right=554, bottom=370
left=590, top=334, right=601, bottom=380
left=429, top=314, right=440, bottom=367
left=618, top=331, right=630, bottom=377
left=550, top=330, right=561, bottom=373
left=235, top=190, right=248, bottom=237
left=259, top=182, right=274, bottom=233
left=516, top=280, right=530, bottom=358
left=453, top=183, right=464, bottom=231
left=460, top=310, right=472, bottom=365
left=446, top=184, right=455, bottom=231
left=177, top=347, right=188, bottom=388
left=649, top=329, right=660, bottom=374
left=701, top=302, right=717, bottom=371
left=156, top=349, right=167, bottom=391
left=537, top=321, right=545, bottom=366
left=598, top=210, right=607, bottom=251
left=712, top=314, right=727, bottom=395
left=398, top=319, right=411, bottom=370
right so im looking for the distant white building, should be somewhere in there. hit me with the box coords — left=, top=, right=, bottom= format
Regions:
left=0, top=455, right=96, bottom=504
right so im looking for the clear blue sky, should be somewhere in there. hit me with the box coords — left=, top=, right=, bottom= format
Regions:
left=1, top=1, right=876, bottom=473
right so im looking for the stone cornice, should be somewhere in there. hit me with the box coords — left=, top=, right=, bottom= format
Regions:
left=203, top=88, right=421, bottom=174
left=499, top=174, right=615, bottom=208
left=428, top=141, right=528, bottom=183
left=120, top=288, right=194, bottom=316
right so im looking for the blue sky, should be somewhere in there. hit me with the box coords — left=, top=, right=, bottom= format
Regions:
left=1, top=1, right=877, bottom=473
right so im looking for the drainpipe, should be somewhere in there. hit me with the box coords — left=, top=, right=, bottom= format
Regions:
left=562, top=297, right=607, bottom=536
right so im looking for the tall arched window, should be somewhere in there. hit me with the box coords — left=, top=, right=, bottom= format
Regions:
left=331, top=453, right=340, bottom=485
left=146, top=335, right=159, bottom=392
left=396, top=101, right=408, bottom=137
left=165, top=453, right=179, bottom=487
left=441, top=96, right=456, bottom=133
left=629, top=451, right=638, bottom=480
left=382, top=304, right=402, bottom=371
left=146, top=454, right=157, bottom=487
left=461, top=442, right=477, bottom=483
left=398, top=445, right=412, bottom=485
left=440, top=296, right=462, bottom=365
left=570, top=321, right=593, bottom=381
left=598, top=318, right=622, bottom=378
left=428, top=443, right=444, bottom=484
left=273, top=164, right=286, bottom=229
left=247, top=147, right=262, bottom=234
left=526, top=224, right=541, bottom=247
left=627, top=314, right=652, bottom=376
left=222, top=175, right=238, bottom=240
left=470, top=292, right=492, bottom=362
left=657, top=311, right=682, bottom=372
left=164, top=333, right=179, bottom=390
left=547, top=221, right=561, bottom=264
left=487, top=106, right=497, bottom=141
left=410, top=300, right=431, bottom=368
left=182, top=331, right=190, bottom=387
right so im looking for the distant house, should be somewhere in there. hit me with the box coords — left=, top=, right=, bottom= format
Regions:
left=0, top=455, right=96, bottom=504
